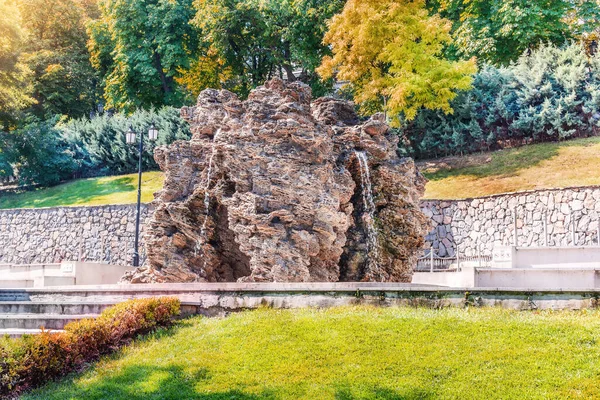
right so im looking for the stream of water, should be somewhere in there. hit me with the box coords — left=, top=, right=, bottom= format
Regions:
left=194, top=129, right=221, bottom=260
left=355, top=151, right=381, bottom=274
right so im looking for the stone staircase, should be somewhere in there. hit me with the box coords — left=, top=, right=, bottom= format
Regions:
left=0, top=292, right=117, bottom=337
left=0, top=284, right=204, bottom=338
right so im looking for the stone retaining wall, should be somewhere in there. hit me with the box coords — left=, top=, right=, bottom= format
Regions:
left=421, top=186, right=600, bottom=257
left=2, top=185, right=600, bottom=265
left=0, top=205, right=151, bottom=265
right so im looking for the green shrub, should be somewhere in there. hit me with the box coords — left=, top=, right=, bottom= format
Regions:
left=2, top=106, right=191, bottom=188
left=404, top=42, right=600, bottom=159
left=0, top=345, right=19, bottom=395
left=59, top=106, right=191, bottom=176
left=0, top=297, right=180, bottom=398
left=3, top=116, right=78, bottom=187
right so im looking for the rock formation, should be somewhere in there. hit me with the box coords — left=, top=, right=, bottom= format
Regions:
left=122, top=78, right=431, bottom=283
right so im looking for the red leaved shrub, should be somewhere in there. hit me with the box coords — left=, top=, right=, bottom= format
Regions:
left=0, top=297, right=180, bottom=399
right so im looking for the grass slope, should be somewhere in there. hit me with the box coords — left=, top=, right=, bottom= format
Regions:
left=0, top=171, right=164, bottom=209
left=26, top=307, right=600, bottom=400
left=420, top=136, right=600, bottom=199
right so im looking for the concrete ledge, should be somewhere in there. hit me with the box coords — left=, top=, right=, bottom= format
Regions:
left=0, top=262, right=133, bottom=288
left=413, top=266, right=600, bottom=290
left=512, top=246, right=600, bottom=269
left=5, top=281, right=600, bottom=293
left=1, top=283, right=599, bottom=311
left=0, top=282, right=438, bottom=293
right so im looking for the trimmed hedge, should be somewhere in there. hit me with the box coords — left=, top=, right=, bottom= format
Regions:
left=0, top=297, right=180, bottom=398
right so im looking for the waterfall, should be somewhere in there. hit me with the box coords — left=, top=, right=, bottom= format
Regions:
left=194, top=129, right=221, bottom=259
left=355, top=151, right=380, bottom=274
left=199, top=150, right=216, bottom=237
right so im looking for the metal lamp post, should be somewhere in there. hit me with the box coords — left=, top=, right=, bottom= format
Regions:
left=126, top=123, right=159, bottom=266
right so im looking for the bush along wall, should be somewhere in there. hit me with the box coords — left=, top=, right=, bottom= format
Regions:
left=0, top=297, right=180, bottom=398
left=59, top=106, right=191, bottom=177
left=0, top=116, right=79, bottom=187
left=404, top=43, right=600, bottom=159
left=0, top=107, right=191, bottom=188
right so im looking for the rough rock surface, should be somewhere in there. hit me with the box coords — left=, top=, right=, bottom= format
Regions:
left=123, top=79, right=431, bottom=283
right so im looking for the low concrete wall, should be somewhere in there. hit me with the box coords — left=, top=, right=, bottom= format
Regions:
left=513, top=246, right=600, bottom=268
left=475, top=268, right=600, bottom=289
left=1, top=283, right=599, bottom=310
left=412, top=266, right=600, bottom=290
left=412, top=267, right=476, bottom=287
left=72, top=262, right=133, bottom=286
left=0, top=262, right=132, bottom=288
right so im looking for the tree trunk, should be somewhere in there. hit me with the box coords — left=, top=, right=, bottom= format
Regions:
left=283, top=64, right=296, bottom=82
left=153, top=51, right=172, bottom=95
left=282, top=41, right=295, bottom=82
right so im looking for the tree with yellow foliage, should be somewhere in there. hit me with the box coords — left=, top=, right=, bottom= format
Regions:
left=0, top=0, right=33, bottom=127
left=317, top=0, right=476, bottom=122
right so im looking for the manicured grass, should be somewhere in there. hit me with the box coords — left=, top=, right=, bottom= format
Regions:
left=0, top=171, right=164, bottom=209
left=25, top=306, right=600, bottom=399
left=420, top=137, right=600, bottom=199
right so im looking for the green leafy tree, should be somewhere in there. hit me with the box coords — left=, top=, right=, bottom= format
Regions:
left=17, top=0, right=100, bottom=119
left=88, top=0, right=198, bottom=112
left=0, top=0, right=33, bottom=128
left=431, top=0, right=600, bottom=65
left=317, top=0, right=476, bottom=122
left=8, top=116, right=77, bottom=186
left=0, top=130, right=16, bottom=179
left=192, top=0, right=344, bottom=97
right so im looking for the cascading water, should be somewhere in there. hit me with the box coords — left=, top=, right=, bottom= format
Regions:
left=354, top=151, right=381, bottom=275
left=194, top=129, right=221, bottom=260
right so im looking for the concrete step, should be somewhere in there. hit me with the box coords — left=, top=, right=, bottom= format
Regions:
left=0, top=314, right=98, bottom=330
left=38, top=277, right=76, bottom=287
left=0, top=328, right=64, bottom=338
left=0, top=277, right=76, bottom=289
left=0, top=280, right=34, bottom=289
left=0, top=302, right=115, bottom=315
left=0, top=264, right=61, bottom=272
left=0, top=291, right=31, bottom=302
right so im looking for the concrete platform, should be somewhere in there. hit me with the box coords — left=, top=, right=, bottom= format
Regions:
left=2, top=282, right=600, bottom=311
left=0, top=301, right=116, bottom=314
left=412, top=266, right=600, bottom=289
left=0, top=314, right=97, bottom=329
left=0, top=262, right=132, bottom=288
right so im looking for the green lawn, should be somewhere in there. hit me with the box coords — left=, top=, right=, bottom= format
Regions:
left=25, top=306, right=600, bottom=399
left=420, top=136, right=600, bottom=199
left=0, top=171, right=164, bottom=209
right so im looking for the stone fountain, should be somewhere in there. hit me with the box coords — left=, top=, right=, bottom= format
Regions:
left=123, top=78, right=431, bottom=283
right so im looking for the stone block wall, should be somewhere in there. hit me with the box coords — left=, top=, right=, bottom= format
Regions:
left=2, top=185, right=600, bottom=266
left=0, top=205, right=151, bottom=265
left=421, top=186, right=600, bottom=257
